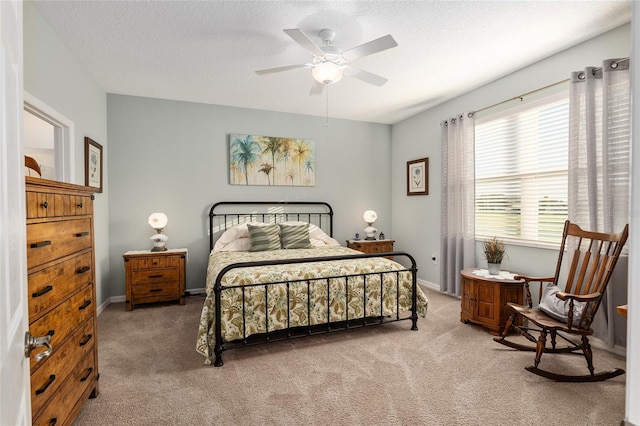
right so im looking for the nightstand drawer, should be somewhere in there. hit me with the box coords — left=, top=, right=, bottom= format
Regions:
left=131, top=282, right=181, bottom=303
left=131, top=268, right=179, bottom=285
left=129, top=256, right=182, bottom=270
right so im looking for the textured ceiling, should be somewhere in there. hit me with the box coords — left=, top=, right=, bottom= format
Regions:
left=33, top=1, right=631, bottom=124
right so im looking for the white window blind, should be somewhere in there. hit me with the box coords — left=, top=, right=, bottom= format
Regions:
left=475, top=93, right=569, bottom=245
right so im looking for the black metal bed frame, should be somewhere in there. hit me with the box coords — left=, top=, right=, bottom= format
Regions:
left=208, top=201, right=419, bottom=367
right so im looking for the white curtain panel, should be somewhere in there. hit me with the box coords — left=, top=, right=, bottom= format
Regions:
left=440, top=113, right=475, bottom=296
left=568, top=58, right=630, bottom=346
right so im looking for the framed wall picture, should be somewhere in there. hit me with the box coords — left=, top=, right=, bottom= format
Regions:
left=407, top=157, right=428, bottom=196
left=85, top=137, right=103, bottom=193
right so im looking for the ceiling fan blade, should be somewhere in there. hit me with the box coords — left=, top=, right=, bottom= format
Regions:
left=342, top=34, right=398, bottom=62
left=343, top=66, right=389, bottom=87
left=284, top=29, right=325, bottom=56
left=309, top=80, right=325, bottom=95
left=255, top=64, right=310, bottom=75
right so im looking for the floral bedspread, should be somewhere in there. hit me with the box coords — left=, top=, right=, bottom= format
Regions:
left=196, top=246, right=429, bottom=363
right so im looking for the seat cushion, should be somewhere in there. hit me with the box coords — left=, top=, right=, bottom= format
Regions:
left=538, top=283, right=585, bottom=326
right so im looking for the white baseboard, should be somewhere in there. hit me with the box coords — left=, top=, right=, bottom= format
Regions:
left=96, top=290, right=206, bottom=316
left=417, top=278, right=440, bottom=292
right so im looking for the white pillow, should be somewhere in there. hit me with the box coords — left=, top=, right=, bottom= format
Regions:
left=538, top=283, right=586, bottom=326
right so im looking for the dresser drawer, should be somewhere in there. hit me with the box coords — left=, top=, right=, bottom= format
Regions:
left=32, top=351, right=97, bottom=426
left=131, top=282, right=181, bottom=304
left=29, top=284, right=94, bottom=370
left=30, top=317, right=95, bottom=418
left=28, top=251, right=93, bottom=322
left=131, top=268, right=179, bottom=285
left=26, top=191, right=92, bottom=219
left=27, top=218, right=92, bottom=269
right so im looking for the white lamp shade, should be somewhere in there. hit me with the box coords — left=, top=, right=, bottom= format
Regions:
left=363, top=210, right=378, bottom=225
left=148, top=212, right=168, bottom=230
left=312, top=62, right=344, bottom=85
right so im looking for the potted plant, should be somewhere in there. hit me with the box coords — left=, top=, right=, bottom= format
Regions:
left=483, top=236, right=506, bottom=275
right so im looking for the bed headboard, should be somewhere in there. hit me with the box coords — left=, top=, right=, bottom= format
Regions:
left=208, top=201, right=334, bottom=251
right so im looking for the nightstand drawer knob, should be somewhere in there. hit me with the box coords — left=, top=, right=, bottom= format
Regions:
left=150, top=288, right=163, bottom=293
left=149, top=274, right=163, bottom=278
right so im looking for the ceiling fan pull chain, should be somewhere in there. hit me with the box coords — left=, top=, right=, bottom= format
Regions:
left=326, top=85, right=330, bottom=127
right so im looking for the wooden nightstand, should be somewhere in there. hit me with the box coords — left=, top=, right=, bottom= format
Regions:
left=123, top=249, right=187, bottom=311
left=346, top=239, right=395, bottom=259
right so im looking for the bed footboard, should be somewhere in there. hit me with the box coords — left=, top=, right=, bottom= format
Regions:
left=212, top=252, right=419, bottom=367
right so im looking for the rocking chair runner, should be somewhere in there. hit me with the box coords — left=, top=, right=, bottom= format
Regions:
left=494, top=220, right=629, bottom=382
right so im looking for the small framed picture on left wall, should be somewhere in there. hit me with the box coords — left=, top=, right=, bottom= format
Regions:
left=85, top=137, right=103, bottom=193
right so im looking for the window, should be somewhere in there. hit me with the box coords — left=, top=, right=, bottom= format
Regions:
left=475, top=91, right=569, bottom=245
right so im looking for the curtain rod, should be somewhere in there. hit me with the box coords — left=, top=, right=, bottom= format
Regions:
left=473, top=78, right=570, bottom=115
left=473, top=57, right=629, bottom=116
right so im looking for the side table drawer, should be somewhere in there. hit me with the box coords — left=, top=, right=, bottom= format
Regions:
left=131, top=282, right=181, bottom=304
left=131, top=268, right=179, bottom=285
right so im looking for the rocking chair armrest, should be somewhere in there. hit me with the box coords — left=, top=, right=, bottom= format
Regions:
left=513, top=275, right=555, bottom=283
left=556, top=291, right=601, bottom=303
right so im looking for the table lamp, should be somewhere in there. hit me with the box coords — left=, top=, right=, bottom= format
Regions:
left=148, top=212, right=168, bottom=251
left=363, top=210, right=378, bottom=240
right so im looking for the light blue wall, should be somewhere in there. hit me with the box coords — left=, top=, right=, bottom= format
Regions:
left=23, top=2, right=110, bottom=306
left=107, top=95, right=391, bottom=296
left=391, top=23, right=631, bottom=288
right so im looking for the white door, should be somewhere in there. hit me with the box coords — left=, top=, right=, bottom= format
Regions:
left=0, top=0, right=31, bottom=425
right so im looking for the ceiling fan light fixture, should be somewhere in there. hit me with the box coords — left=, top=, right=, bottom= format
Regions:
left=312, top=61, right=343, bottom=85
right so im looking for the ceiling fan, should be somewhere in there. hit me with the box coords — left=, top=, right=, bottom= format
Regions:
left=255, top=28, right=398, bottom=95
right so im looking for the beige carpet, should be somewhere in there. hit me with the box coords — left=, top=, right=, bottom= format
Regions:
left=75, top=288, right=626, bottom=425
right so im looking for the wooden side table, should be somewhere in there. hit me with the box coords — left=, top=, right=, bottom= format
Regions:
left=123, top=249, right=187, bottom=311
left=346, top=239, right=395, bottom=259
left=460, top=268, right=524, bottom=335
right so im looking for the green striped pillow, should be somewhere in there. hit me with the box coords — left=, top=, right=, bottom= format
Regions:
left=247, top=224, right=281, bottom=251
left=279, top=223, right=311, bottom=249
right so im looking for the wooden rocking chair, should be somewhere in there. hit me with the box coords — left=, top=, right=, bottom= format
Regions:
left=494, top=220, right=629, bottom=382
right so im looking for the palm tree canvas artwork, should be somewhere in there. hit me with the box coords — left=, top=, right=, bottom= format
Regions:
left=229, top=134, right=316, bottom=186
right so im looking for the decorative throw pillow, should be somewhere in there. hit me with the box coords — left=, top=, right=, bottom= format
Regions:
left=247, top=223, right=281, bottom=251
left=279, top=223, right=311, bottom=249
left=538, top=283, right=586, bottom=325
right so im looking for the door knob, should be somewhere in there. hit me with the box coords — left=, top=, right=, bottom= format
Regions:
left=24, top=331, right=52, bottom=361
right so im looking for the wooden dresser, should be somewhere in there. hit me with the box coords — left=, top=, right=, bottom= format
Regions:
left=25, top=177, right=99, bottom=425
left=123, top=249, right=187, bottom=311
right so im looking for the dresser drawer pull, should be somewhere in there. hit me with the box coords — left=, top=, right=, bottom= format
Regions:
left=48, top=418, right=57, bottom=426
left=79, top=334, right=93, bottom=346
left=35, top=375, right=56, bottom=395
left=30, top=240, right=52, bottom=248
left=150, top=288, right=163, bottom=292
left=77, top=266, right=91, bottom=274
left=79, top=300, right=92, bottom=310
left=149, top=274, right=163, bottom=278
left=32, top=285, right=53, bottom=298
left=41, top=201, right=48, bottom=209
left=75, top=231, right=90, bottom=237
left=80, top=367, right=93, bottom=382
